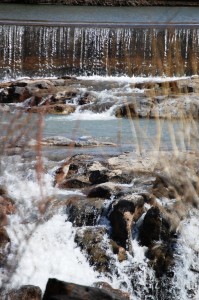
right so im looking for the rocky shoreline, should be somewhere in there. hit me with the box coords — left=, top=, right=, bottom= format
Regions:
left=1, top=0, right=199, bottom=6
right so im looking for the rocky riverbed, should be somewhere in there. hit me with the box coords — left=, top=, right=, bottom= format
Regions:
left=1, top=76, right=199, bottom=119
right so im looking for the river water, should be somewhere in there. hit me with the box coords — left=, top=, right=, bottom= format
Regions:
left=1, top=5, right=199, bottom=300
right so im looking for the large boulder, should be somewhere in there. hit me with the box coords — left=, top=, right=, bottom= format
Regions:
left=43, top=278, right=127, bottom=300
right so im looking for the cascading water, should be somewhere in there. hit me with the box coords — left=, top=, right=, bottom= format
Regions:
left=0, top=25, right=199, bottom=78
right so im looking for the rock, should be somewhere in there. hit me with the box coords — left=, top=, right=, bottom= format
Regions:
left=152, top=174, right=177, bottom=199
left=110, top=240, right=127, bottom=262
left=0, top=196, right=15, bottom=215
left=0, top=227, right=10, bottom=249
left=8, top=285, right=42, bottom=300
left=94, top=282, right=130, bottom=300
left=146, top=243, right=175, bottom=277
left=54, top=154, right=94, bottom=187
left=115, top=103, right=137, bottom=118
left=87, top=182, right=120, bottom=199
left=28, top=104, right=76, bottom=115
left=89, top=170, right=109, bottom=185
left=78, top=92, right=93, bottom=105
left=0, top=190, right=15, bottom=227
left=109, top=200, right=135, bottom=249
left=74, top=138, right=99, bottom=147
left=58, top=177, right=90, bottom=189
left=139, top=206, right=171, bottom=247
left=80, top=101, right=113, bottom=113
left=0, top=186, right=7, bottom=196
left=75, top=226, right=110, bottom=273
left=139, top=206, right=177, bottom=277
left=41, top=136, right=73, bottom=146
left=66, top=196, right=105, bottom=226
left=43, top=278, right=127, bottom=300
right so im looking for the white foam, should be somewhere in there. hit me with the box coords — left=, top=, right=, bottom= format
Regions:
left=5, top=215, right=102, bottom=291
left=172, top=209, right=199, bottom=299
left=77, top=75, right=189, bottom=84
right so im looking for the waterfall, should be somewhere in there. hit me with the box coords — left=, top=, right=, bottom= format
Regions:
left=0, top=25, right=199, bottom=78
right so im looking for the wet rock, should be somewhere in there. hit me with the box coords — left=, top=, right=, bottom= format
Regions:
left=0, top=186, right=7, bottom=196
left=146, top=243, right=175, bottom=277
left=89, top=169, right=109, bottom=184
left=115, top=103, right=137, bottom=118
left=0, top=227, right=10, bottom=249
left=66, top=196, right=105, bottom=226
left=58, top=177, right=90, bottom=189
left=80, top=101, right=113, bottom=113
left=52, top=89, right=77, bottom=103
left=75, top=226, right=110, bottom=273
left=138, top=206, right=177, bottom=276
left=0, top=196, right=15, bottom=226
left=8, top=285, right=42, bottom=300
left=54, top=154, right=94, bottom=187
left=94, top=282, right=130, bottom=300
left=28, top=104, right=76, bottom=114
left=152, top=174, right=177, bottom=199
left=110, top=240, right=127, bottom=262
left=87, top=182, right=119, bottom=199
left=43, top=278, right=127, bottom=300
left=109, top=200, right=135, bottom=249
left=109, top=172, right=133, bottom=184
left=78, top=92, right=93, bottom=105
left=139, top=206, right=171, bottom=247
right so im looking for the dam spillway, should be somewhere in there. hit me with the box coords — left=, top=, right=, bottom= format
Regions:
left=0, top=25, right=199, bottom=78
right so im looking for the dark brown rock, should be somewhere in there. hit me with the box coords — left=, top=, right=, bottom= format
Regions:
left=89, top=170, right=109, bottom=185
left=43, top=278, right=127, bottom=300
left=87, top=184, right=112, bottom=199
left=109, top=200, right=135, bottom=249
left=139, top=206, right=171, bottom=247
left=138, top=206, right=177, bottom=277
left=0, top=227, right=10, bottom=249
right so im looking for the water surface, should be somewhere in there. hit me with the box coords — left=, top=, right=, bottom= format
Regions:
left=0, top=5, right=199, bottom=26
